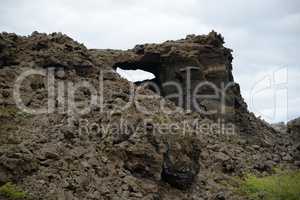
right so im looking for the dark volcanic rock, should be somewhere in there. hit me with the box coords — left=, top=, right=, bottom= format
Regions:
left=0, top=31, right=298, bottom=200
left=104, top=31, right=278, bottom=142
left=112, top=31, right=235, bottom=112
left=288, top=117, right=300, bottom=135
left=161, top=139, right=200, bottom=190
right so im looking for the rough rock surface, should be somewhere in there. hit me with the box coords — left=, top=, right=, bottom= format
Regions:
left=0, top=31, right=299, bottom=200
left=288, top=117, right=300, bottom=135
left=90, top=31, right=279, bottom=142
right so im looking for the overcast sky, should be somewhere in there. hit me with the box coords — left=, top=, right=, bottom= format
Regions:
left=1, top=0, right=299, bottom=123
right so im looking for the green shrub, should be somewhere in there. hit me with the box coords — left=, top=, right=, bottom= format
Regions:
left=240, top=171, right=300, bottom=200
left=0, top=182, right=27, bottom=199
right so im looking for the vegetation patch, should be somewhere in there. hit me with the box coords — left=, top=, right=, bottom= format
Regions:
left=240, top=170, right=300, bottom=200
left=0, top=106, right=19, bottom=118
left=0, top=106, right=32, bottom=119
left=0, top=106, right=32, bottom=144
left=0, top=182, right=27, bottom=199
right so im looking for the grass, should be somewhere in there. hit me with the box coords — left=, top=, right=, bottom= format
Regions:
left=240, top=170, right=300, bottom=200
left=0, top=106, right=19, bottom=118
left=0, top=182, right=27, bottom=199
left=0, top=106, right=32, bottom=119
left=0, top=106, right=32, bottom=144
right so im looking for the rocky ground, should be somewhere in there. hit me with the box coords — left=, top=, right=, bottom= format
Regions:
left=0, top=32, right=299, bottom=200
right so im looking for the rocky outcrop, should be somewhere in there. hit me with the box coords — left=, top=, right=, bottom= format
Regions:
left=0, top=31, right=299, bottom=200
left=288, top=117, right=300, bottom=135
left=109, top=31, right=235, bottom=111
left=91, top=31, right=278, bottom=142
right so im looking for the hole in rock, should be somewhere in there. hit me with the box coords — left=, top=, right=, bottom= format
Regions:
left=113, top=57, right=162, bottom=93
left=116, top=67, right=155, bottom=83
